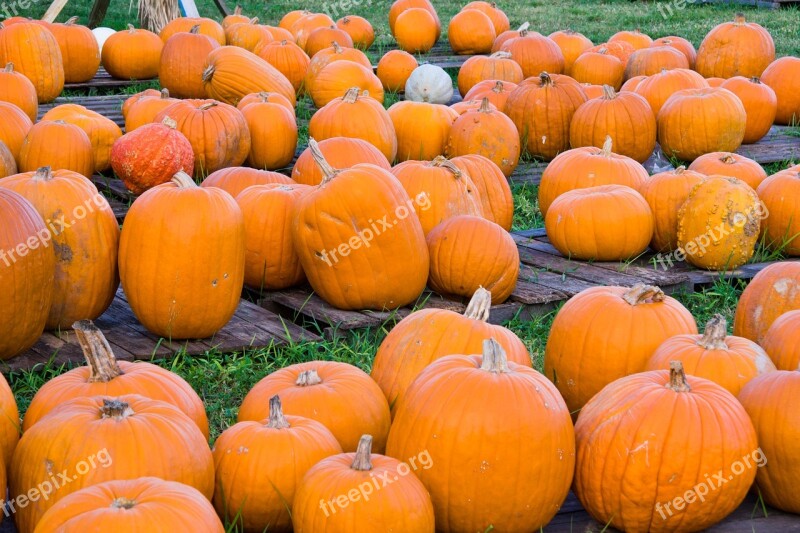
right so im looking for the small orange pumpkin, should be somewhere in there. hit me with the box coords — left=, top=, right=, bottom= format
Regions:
left=448, top=8, right=496, bottom=55
left=721, top=76, right=777, bottom=144
left=463, top=79, right=517, bottom=109
left=377, top=50, right=418, bottom=92
left=225, top=17, right=273, bottom=52
left=734, top=262, right=800, bottom=343
left=761, top=310, right=800, bottom=370
left=236, top=90, right=294, bottom=114
left=254, top=39, right=310, bottom=94
left=101, top=25, right=162, bottom=80
left=761, top=57, right=800, bottom=125
left=549, top=29, right=593, bottom=73
left=336, top=15, right=374, bottom=49
left=290, top=13, right=335, bottom=50
left=500, top=30, right=564, bottom=77
left=124, top=88, right=179, bottom=132
left=446, top=97, right=520, bottom=176
left=19, top=121, right=94, bottom=178
left=305, top=24, right=353, bottom=58
left=463, top=1, right=509, bottom=34
left=633, top=67, right=709, bottom=115
left=570, top=48, right=624, bottom=90
left=624, top=45, right=689, bottom=79
left=308, top=61, right=384, bottom=107
left=609, top=28, right=652, bottom=50
left=41, top=104, right=122, bottom=173
left=159, top=17, right=226, bottom=45
left=652, top=36, right=697, bottom=68
left=393, top=8, right=439, bottom=53
left=240, top=97, right=297, bottom=170
left=450, top=154, right=513, bottom=230
left=0, top=62, right=38, bottom=121
left=757, top=167, right=800, bottom=255
left=303, top=42, right=371, bottom=95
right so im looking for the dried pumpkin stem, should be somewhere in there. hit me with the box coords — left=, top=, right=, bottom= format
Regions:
left=431, top=156, right=463, bottom=178
left=490, top=51, right=512, bottom=59
left=516, top=22, right=530, bottom=32
left=127, top=24, right=135, bottom=32
left=492, top=80, right=504, bottom=92
left=478, top=97, right=492, bottom=112
left=674, top=165, right=686, bottom=174
left=201, top=66, right=216, bottom=83
left=719, top=154, right=737, bottom=164
left=32, top=167, right=53, bottom=182
left=668, top=361, right=692, bottom=392
left=65, top=16, right=78, bottom=24
left=697, top=314, right=729, bottom=351
left=249, top=17, right=259, bottom=24
left=480, top=339, right=510, bottom=373
left=351, top=435, right=373, bottom=471
left=190, top=25, right=200, bottom=34
left=601, top=135, right=614, bottom=156
left=750, top=77, right=761, bottom=84
left=539, top=72, right=553, bottom=87
left=73, top=320, right=124, bottom=383
left=110, top=498, right=136, bottom=510
left=161, top=116, right=177, bottom=129
left=171, top=171, right=198, bottom=188
left=3, top=62, right=13, bottom=73
left=332, top=41, right=343, bottom=53
left=296, top=368, right=323, bottom=386
left=308, top=138, right=339, bottom=186
left=621, top=284, right=665, bottom=305
left=100, top=399, right=134, bottom=420
left=519, top=29, right=529, bottom=38
left=464, top=287, right=492, bottom=322
left=267, top=395, right=291, bottom=429
left=159, top=88, right=170, bottom=99
left=233, top=5, right=242, bottom=15
left=342, top=87, right=361, bottom=103
left=602, top=85, right=616, bottom=100
left=734, top=12, right=746, bottom=24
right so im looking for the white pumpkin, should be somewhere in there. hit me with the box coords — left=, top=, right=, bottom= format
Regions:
left=404, top=64, right=454, bottom=104
left=91, top=27, right=116, bottom=53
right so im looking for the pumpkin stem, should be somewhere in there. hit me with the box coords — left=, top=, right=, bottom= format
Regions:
left=266, top=395, right=291, bottom=429
left=597, top=47, right=609, bottom=55
left=100, top=399, right=134, bottom=420
left=697, top=314, right=729, bottom=351
left=621, top=284, right=666, bottom=305
left=516, top=22, right=530, bottom=32
left=601, top=85, right=616, bottom=100
left=198, top=101, right=218, bottom=111
left=127, top=24, right=135, bottom=32
left=341, top=16, right=350, bottom=24
left=249, top=17, right=259, bottom=24
left=159, top=88, right=170, bottom=99
left=351, top=435, right=373, bottom=471
left=342, top=87, right=361, bottom=103
left=719, top=153, right=737, bottom=165
left=296, top=368, right=323, bottom=386
left=73, top=320, right=124, bottom=383
left=65, top=16, right=79, bottom=24
left=171, top=171, right=198, bottom=188
left=674, top=165, right=686, bottom=175
left=161, top=115, right=177, bottom=129
left=110, top=498, right=136, bottom=510
left=480, top=339, right=510, bottom=373
left=539, top=72, right=553, bottom=87
left=667, top=361, right=692, bottom=392
left=233, top=5, right=242, bottom=15
left=332, top=41, right=343, bottom=53
left=32, top=167, right=53, bottom=182
left=3, top=62, right=13, bottom=73
left=519, top=29, right=529, bottom=38
left=478, top=97, right=492, bottom=112
left=734, top=12, right=746, bottom=24
left=601, top=135, right=614, bottom=156
left=750, top=77, right=761, bottom=84
left=190, top=25, right=200, bottom=34
left=464, top=287, right=492, bottom=322
left=490, top=51, right=512, bottom=59
left=492, top=80, right=504, bottom=93
left=308, top=138, right=339, bottom=186
left=201, top=65, right=216, bottom=83
left=431, top=156, right=463, bottom=178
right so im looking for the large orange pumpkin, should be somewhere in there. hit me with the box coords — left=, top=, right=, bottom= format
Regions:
left=225, top=17, right=273, bottom=52
left=154, top=99, right=251, bottom=177
left=388, top=100, right=458, bottom=161
left=446, top=97, right=520, bottom=176
left=48, top=17, right=99, bottom=83
left=101, top=25, right=162, bottom=80
left=761, top=57, right=800, bottom=125
left=696, top=13, right=775, bottom=78
left=19, top=121, right=94, bottom=178
left=549, top=29, right=593, bottom=73
left=544, top=284, right=698, bottom=414
left=303, top=42, right=371, bottom=95
left=658, top=87, right=747, bottom=161
left=159, top=17, right=226, bottom=45
left=238, top=361, right=391, bottom=452
left=304, top=24, right=352, bottom=58
left=688, top=151, right=767, bottom=189
left=734, top=262, right=800, bottom=343
left=0, top=167, right=119, bottom=329
left=291, top=137, right=390, bottom=186
left=0, top=63, right=38, bottom=120
left=575, top=362, right=758, bottom=532
left=721, top=76, right=777, bottom=143
left=35, top=478, right=224, bottom=532
left=450, top=154, right=513, bottom=230
left=9, top=394, right=214, bottom=533
left=240, top=97, right=297, bottom=169
left=570, top=47, right=625, bottom=90
left=41, top=104, right=122, bottom=173
left=308, top=87, right=396, bottom=160
left=761, top=310, right=800, bottom=370
left=201, top=166, right=293, bottom=197
left=624, top=45, right=689, bottom=79
left=292, top=141, right=429, bottom=310
left=213, top=395, right=342, bottom=532
left=254, top=39, right=310, bottom=94
left=202, top=46, right=296, bottom=106
left=757, top=167, right=800, bottom=255
left=448, top=8, right=495, bottom=55
left=0, top=188, right=54, bottom=360
left=159, top=25, right=220, bottom=99
left=646, top=314, right=776, bottom=395
left=0, top=101, right=32, bottom=163
left=336, top=15, right=374, bottom=49
left=633, top=67, right=709, bottom=115
left=500, top=30, right=565, bottom=77
left=457, top=51, right=522, bottom=96
left=387, top=339, right=574, bottom=532
left=376, top=49, right=417, bottom=92
left=307, top=61, right=384, bottom=107
left=640, top=165, right=707, bottom=252
left=23, top=320, right=209, bottom=437
left=119, top=172, right=245, bottom=339
left=0, top=21, right=64, bottom=103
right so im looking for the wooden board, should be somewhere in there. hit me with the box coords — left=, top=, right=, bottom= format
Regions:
left=38, top=94, right=126, bottom=129
left=64, top=67, right=157, bottom=91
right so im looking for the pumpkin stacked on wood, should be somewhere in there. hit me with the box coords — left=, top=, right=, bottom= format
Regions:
left=640, top=165, right=707, bottom=252
left=0, top=188, right=54, bottom=360
left=292, top=140, right=428, bottom=310
left=202, top=46, right=296, bottom=106
left=758, top=167, right=800, bottom=255
left=48, top=17, right=100, bottom=83
left=449, top=8, right=496, bottom=55
left=688, top=151, right=767, bottom=189
left=214, top=395, right=343, bottom=531
left=761, top=57, right=800, bottom=125
left=240, top=93, right=297, bottom=169
left=734, top=262, right=800, bottom=344
left=0, top=63, right=38, bottom=120
left=19, top=121, right=94, bottom=178
left=721, top=76, right=777, bottom=143
left=119, top=172, right=245, bottom=339
left=389, top=100, right=458, bottom=161
left=376, top=50, right=418, bottom=92
left=159, top=25, right=220, bottom=99
left=575, top=362, right=758, bottom=532
left=446, top=97, right=520, bottom=176
left=101, top=25, right=162, bottom=80
left=696, top=13, right=775, bottom=78
left=0, top=21, right=64, bottom=103
left=387, top=339, right=574, bottom=532
left=239, top=361, right=391, bottom=452
left=41, top=104, right=122, bottom=173
left=0, top=167, right=119, bottom=330
left=761, top=310, right=800, bottom=370
left=545, top=284, right=697, bottom=414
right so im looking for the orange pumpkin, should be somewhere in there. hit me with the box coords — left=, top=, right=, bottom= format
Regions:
left=41, top=104, right=122, bottom=173
left=48, top=17, right=99, bottom=83
left=308, top=87, right=395, bottom=160
left=389, top=0, right=441, bottom=38
left=652, top=35, right=697, bottom=68
left=546, top=184, right=654, bottom=261
left=457, top=51, right=522, bottom=96
left=505, top=72, right=587, bottom=160
left=549, top=29, right=593, bottom=73
left=389, top=100, right=458, bottom=161
left=303, top=42, right=371, bottom=95
left=450, top=154, right=512, bottom=230
left=620, top=74, right=646, bottom=91
left=545, top=284, right=698, bottom=414
left=377, top=50, right=418, bottom=92
left=570, top=48, right=624, bottom=90
left=124, top=88, right=179, bottom=132
left=633, top=67, right=709, bottom=115
left=254, top=39, right=310, bottom=94
left=761, top=57, right=800, bottom=125
left=640, top=165, right=707, bottom=252
left=0, top=101, right=32, bottom=163
left=446, top=97, right=520, bottom=176
left=159, top=25, right=220, bottom=99
left=308, top=61, right=384, bottom=107
left=463, top=79, right=516, bottom=109
left=448, top=8, right=496, bottom=55
left=240, top=98, right=297, bottom=170
left=570, top=85, right=656, bottom=164
left=278, top=10, right=309, bottom=31
left=391, top=156, right=483, bottom=235
left=0, top=63, right=38, bottom=121
left=658, top=87, right=747, bottom=161
left=761, top=310, right=800, bottom=370
left=236, top=90, right=294, bottom=114
left=121, top=88, right=159, bottom=119
left=0, top=188, right=54, bottom=360
left=721, top=76, right=777, bottom=143
left=500, top=30, right=564, bottom=77
left=154, top=99, right=251, bottom=177
left=393, top=8, right=439, bottom=53
left=265, top=25, right=292, bottom=41
left=222, top=5, right=249, bottom=29
left=688, top=151, right=767, bottom=189
left=239, top=361, right=391, bottom=452
left=336, top=15, right=374, bottom=50
left=19, top=120, right=94, bottom=178
left=463, top=1, right=509, bottom=34
left=292, top=141, right=429, bottom=310
left=648, top=314, right=777, bottom=395
left=491, top=21, right=530, bottom=53
left=213, top=396, right=342, bottom=531
left=225, top=17, right=273, bottom=52
left=23, top=320, right=209, bottom=437
left=291, top=137, right=390, bottom=186
left=290, top=13, right=335, bottom=50
left=101, top=25, right=162, bottom=80
left=538, top=136, right=648, bottom=216
left=575, top=362, right=757, bottom=532
left=387, top=339, right=574, bottom=532
left=757, top=167, right=800, bottom=255
left=201, top=166, right=293, bottom=197
left=428, top=215, right=518, bottom=302
left=696, top=13, right=775, bottom=79
left=624, top=45, right=689, bottom=79
left=609, top=28, right=652, bottom=50
left=119, top=172, right=245, bottom=339
left=305, top=25, right=353, bottom=58
left=586, top=40, right=635, bottom=65
left=0, top=21, right=64, bottom=103
left=734, top=262, right=800, bottom=343
left=159, top=17, right=226, bottom=45
left=706, top=76, right=726, bottom=87
left=0, top=167, right=119, bottom=329
left=202, top=46, right=296, bottom=107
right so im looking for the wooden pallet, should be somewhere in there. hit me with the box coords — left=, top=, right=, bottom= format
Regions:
left=4, top=289, right=321, bottom=373
left=63, top=67, right=157, bottom=91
